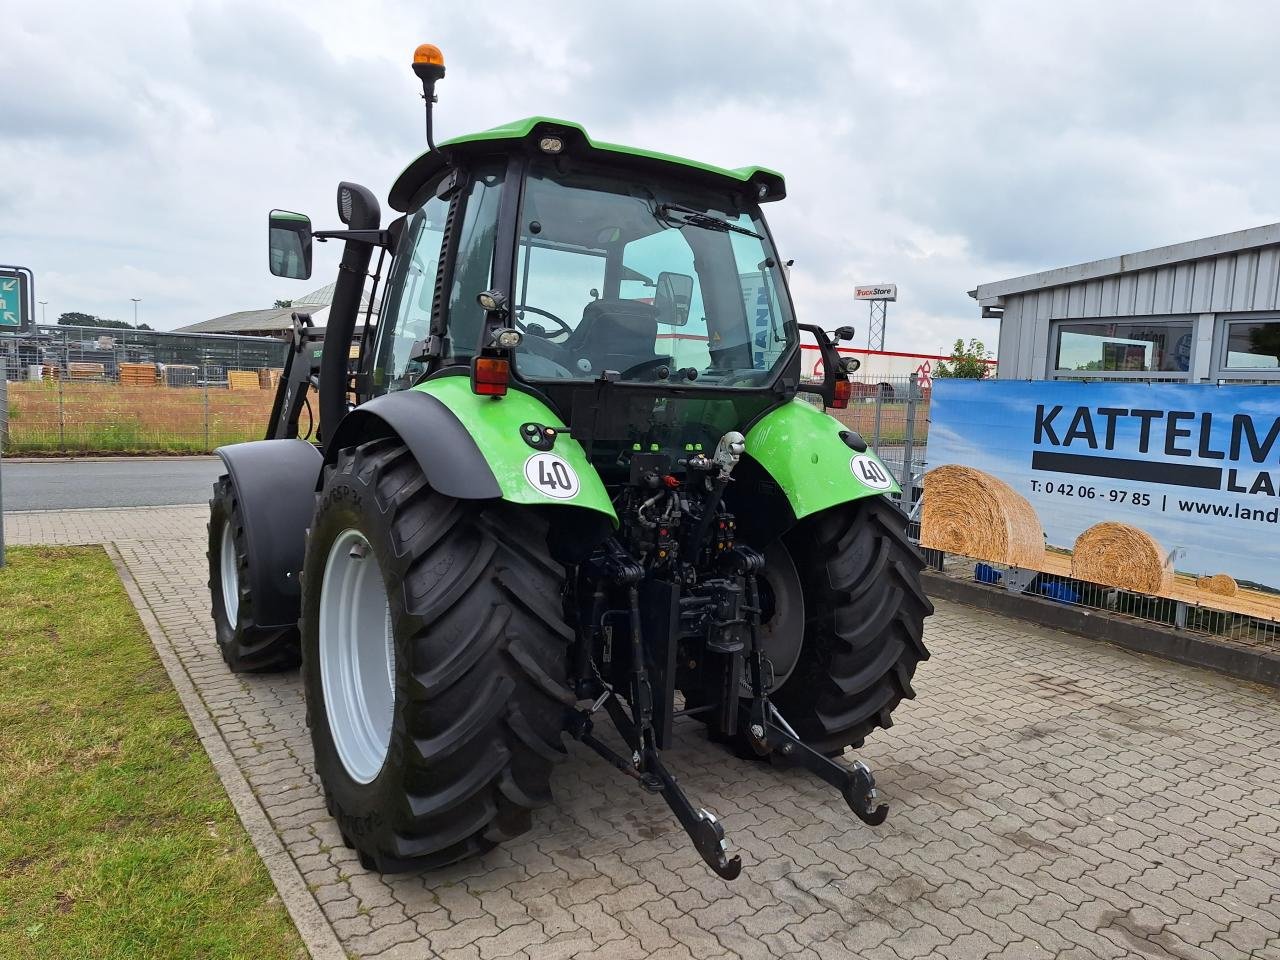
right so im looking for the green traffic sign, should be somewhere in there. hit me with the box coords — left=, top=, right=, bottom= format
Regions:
left=0, top=267, right=32, bottom=334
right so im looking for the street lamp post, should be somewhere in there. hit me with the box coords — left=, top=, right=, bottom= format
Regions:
left=130, top=298, right=141, bottom=327
left=38, top=300, right=48, bottom=324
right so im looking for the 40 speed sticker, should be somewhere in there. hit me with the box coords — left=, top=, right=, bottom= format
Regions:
left=851, top=453, right=894, bottom=490
left=524, top=453, right=581, bottom=500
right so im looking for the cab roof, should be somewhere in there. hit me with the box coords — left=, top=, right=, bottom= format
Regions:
left=388, top=116, right=786, bottom=212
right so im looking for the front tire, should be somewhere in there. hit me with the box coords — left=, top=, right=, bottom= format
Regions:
left=301, top=438, right=573, bottom=872
left=208, top=475, right=301, bottom=672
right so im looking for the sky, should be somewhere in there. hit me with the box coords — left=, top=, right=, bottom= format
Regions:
left=4, top=0, right=1280, bottom=355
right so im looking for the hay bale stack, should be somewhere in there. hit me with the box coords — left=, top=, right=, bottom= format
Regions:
left=1071, top=522, right=1173, bottom=594
left=921, top=465, right=1045, bottom=567
left=1196, top=573, right=1238, bottom=597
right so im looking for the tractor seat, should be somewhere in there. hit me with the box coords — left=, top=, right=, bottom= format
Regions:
left=566, top=298, right=659, bottom=374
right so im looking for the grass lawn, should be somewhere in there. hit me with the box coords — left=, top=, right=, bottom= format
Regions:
left=0, top=547, right=304, bottom=960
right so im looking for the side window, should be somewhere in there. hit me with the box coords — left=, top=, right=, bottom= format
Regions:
left=448, top=170, right=504, bottom=360
left=621, top=230, right=709, bottom=369
left=730, top=231, right=787, bottom=371
left=372, top=196, right=447, bottom=393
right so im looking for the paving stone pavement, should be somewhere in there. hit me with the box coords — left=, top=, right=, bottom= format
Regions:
left=10, top=504, right=1280, bottom=960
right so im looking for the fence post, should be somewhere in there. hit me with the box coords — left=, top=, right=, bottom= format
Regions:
left=0, top=375, right=8, bottom=568
left=871, top=384, right=884, bottom=452
left=203, top=369, right=211, bottom=452
left=899, top=373, right=918, bottom=505
left=57, top=372, right=65, bottom=452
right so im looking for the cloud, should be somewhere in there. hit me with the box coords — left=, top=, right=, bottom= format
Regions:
left=3, top=0, right=1280, bottom=357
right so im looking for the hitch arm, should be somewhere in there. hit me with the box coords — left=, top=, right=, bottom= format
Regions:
left=762, top=713, right=888, bottom=826
left=644, top=747, right=742, bottom=880
left=568, top=694, right=742, bottom=881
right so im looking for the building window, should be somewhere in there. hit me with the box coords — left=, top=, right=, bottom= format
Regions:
left=1223, top=319, right=1280, bottom=370
left=1053, top=320, right=1193, bottom=374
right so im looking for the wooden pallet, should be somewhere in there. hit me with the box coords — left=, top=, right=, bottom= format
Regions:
left=68, top=362, right=106, bottom=380
left=119, top=362, right=158, bottom=386
left=258, top=367, right=283, bottom=391
left=227, top=370, right=262, bottom=391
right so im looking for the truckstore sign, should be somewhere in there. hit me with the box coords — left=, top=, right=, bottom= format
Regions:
left=854, top=283, right=896, bottom=301
left=921, top=379, right=1280, bottom=621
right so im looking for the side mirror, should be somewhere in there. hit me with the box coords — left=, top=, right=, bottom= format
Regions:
left=268, top=210, right=313, bottom=280
left=654, top=271, right=694, bottom=326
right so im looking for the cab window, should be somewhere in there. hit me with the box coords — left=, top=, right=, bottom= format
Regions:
left=371, top=195, right=446, bottom=393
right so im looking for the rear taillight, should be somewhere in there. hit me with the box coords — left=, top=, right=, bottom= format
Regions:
left=471, top=356, right=509, bottom=397
left=831, top=378, right=851, bottom=409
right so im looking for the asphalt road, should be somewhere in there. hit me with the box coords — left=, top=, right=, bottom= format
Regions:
left=0, top=457, right=225, bottom=511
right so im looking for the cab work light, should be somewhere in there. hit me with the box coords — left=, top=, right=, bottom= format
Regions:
left=471, top=356, right=510, bottom=396
left=831, top=378, right=852, bottom=409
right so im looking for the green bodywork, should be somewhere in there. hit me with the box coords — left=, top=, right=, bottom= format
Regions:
left=745, top=399, right=900, bottom=519
left=440, top=117, right=784, bottom=191
left=413, top=377, right=617, bottom=524
left=390, top=116, right=786, bottom=212
left=416, top=377, right=895, bottom=532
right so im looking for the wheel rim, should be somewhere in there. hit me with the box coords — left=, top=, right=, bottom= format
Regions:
left=219, top=520, right=240, bottom=626
left=752, top=541, right=805, bottom=693
left=319, top=529, right=397, bottom=784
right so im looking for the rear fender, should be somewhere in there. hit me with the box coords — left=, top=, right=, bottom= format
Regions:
left=324, top=377, right=616, bottom=542
left=743, top=398, right=899, bottom=529
left=215, top=438, right=323, bottom=628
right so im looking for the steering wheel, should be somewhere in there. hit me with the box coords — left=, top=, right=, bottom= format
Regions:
left=617, top=356, right=677, bottom=382
left=514, top=304, right=573, bottom=340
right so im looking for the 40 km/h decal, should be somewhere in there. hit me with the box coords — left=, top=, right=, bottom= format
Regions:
left=524, top=453, right=581, bottom=500
left=851, top=454, right=894, bottom=490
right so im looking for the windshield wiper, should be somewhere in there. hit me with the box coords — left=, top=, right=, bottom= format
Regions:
left=656, top=202, right=763, bottom=239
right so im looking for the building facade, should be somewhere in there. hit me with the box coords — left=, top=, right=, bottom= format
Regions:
left=971, top=223, right=1280, bottom=383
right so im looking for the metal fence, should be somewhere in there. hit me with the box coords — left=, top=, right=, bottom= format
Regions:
left=838, top=373, right=1280, bottom=652
left=0, top=326, right=287, bottom=383
left=0, top=354, right=294, bottom=455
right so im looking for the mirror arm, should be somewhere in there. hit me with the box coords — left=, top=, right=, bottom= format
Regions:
left=796, top=322, right=844, bottom=407
left=313, top=228, right=394, bottom=248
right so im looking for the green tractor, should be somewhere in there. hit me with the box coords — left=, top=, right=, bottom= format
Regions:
left=208, top=44, right=931, bottom=880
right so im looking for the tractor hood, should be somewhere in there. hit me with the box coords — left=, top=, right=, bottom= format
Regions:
left=389, top=117, right=786, bottom=212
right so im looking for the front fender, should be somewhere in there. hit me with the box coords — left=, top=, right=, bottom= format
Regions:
left=215, top=438, right=324, bottom=627
left=325, top=376, right=616, bottom=527
left=744, top=398, right=900, bottom=521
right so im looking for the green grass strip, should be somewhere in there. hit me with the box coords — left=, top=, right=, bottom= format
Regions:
left=0, top=546, right=304, bottom=960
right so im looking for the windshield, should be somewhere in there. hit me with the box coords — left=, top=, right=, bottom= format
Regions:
left=512, top=160, right=797, bottom=387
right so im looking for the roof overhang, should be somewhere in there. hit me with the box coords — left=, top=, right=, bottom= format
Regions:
left=972, top=221, right=1280, bottom=302
left=389, top=117, right=786, bottom=213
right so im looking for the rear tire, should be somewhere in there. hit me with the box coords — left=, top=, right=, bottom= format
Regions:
left=208, top=475, right=301, bottom=672
left=301, top=438, right=573, bottom=872
left=770, top=496, right=932, bottom=755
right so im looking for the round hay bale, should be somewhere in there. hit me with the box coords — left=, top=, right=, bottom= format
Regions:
left=1195, top=573, right=1238, bottom=597
left=1070, top=522, right=1173, bottom=594
left=921, top=465, right=1045, bottom=567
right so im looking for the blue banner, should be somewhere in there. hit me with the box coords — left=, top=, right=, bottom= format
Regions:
left=922, top=379, right=1280, bottom=619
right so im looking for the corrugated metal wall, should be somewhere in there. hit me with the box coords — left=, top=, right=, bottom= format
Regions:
left=997, top=244, right=1280, bottom=378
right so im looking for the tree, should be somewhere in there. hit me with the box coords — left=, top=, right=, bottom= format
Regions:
left=274, top=299, right=293, bottom=308
left=57, top=311, right=102, bottom=327
left=933, top=338, right=992, bottom=379
left=56, top=311, right=149, bottom=331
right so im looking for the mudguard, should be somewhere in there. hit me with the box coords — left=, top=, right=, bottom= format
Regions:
left=323, top=376, right=617, bottom=526
left=214, top=439, right=324, bottom=628
left=744, top=398, right=900, bottom=520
